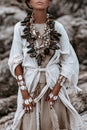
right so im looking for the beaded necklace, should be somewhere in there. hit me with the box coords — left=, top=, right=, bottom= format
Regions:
left=21, top=12, right=61, bottom=66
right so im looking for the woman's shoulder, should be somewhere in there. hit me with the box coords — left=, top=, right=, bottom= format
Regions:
left=55, top=20, right=67, bottom=36
left=54, top=20, right=63, bottom=27
left=54, top=20, right=66, bottom=33
left=13, top=21, right=25, bottom=34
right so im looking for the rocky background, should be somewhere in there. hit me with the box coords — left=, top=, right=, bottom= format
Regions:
left=0, top=0, right=87, bottom=129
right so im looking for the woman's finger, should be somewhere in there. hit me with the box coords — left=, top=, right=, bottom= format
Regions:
left=45, top=95, right=50, bottom=101
left=25, top=106, right=30, bottom=113
left=32, top=101, right=36, bottom=107
left=23, top=101, right=35, bottom=113
left=29, top=106, right=33, bottom=112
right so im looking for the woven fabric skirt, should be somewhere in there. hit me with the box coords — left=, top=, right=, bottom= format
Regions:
left=20, top=72, right=71, bottom=130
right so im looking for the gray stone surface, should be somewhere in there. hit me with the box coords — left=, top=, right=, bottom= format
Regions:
left=0, top=0, right=87, bottom=128
left=0, top=58, right=18, bottom=98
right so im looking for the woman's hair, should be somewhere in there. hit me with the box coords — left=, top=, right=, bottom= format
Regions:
left=25, top=0, right=30, bottom=8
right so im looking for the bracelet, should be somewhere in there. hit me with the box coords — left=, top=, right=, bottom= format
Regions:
left=24, top=97, right=33, bottom=105
left=28, top=97, right=33, bottom=103
left=57, top=75, right=66, bottom=86
left=20, top=85, right=27, bottom=90
left=17, top=79, right=26, bottom=90
left=16, top=76, right=27, bottom=90
left=53, top=96, right=58, bottom=101
left=49, top=93, right=54, bottom=98
left=16, top=75, right=23, bottom=80
left=25, top=99, right=29, bottom=105
left=60, top=77, right=66, bottom=86
left=49, top=92, right=58, bottom=101
left=57, top=75, right=63, bottom=83
left=18, top=80, right=25, bottom=86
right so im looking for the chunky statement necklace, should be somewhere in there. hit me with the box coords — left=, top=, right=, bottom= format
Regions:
left=21, top=12, right=61, bottom=66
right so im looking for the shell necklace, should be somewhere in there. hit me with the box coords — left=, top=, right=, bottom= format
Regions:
left=21, top=13, right=61, bottom=66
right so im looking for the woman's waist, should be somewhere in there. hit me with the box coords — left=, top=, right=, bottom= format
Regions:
left=39, top=71, right=46, bottom=84
left=23, top=63, right=60, bottom=72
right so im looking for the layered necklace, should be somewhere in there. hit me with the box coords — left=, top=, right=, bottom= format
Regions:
left=21, top=12, right=61, bottom=66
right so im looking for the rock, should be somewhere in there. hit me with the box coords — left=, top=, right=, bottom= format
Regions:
left=71, top=18, right=87, bottom=62
left=0, top=111, right=87, bottom=130
left=0, top=5, right=26, bottom=59
left=70, top=82, right=87, bottom=113
left=0, top=47, right=5, bottom=54
left=57, top=15, right=74, bottom=41
left=81, top=112, right=87, bottom=128
left=0, top=26, right=13, bottom=42
left=0, top=58, right=18, bottom=98
left=0, top=95, right=17, bottom=118
left=79, top=64, right=87, bottom=71
left=79, top=72, right=87, bottom=84
left=57, top=16, right=87, bottom=63
left=0, top=112, right=14, bottom=130
left=0, top=26, right=13, bottom=57
left=68, top=71, right=87, bottom=113
left=82, top=60, right=87, bottom=65
left=0, top=50, right=10, bottom=60
left=70, top=92, right=87, bottom=113
left=50, top=0, right=87, bottom=19
left=0, top=6, right=26, bottom=26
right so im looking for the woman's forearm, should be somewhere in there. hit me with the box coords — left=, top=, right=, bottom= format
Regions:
left=15, top=64, right=23, bottom=76
left=15, top=64, right=30, bottom=100
left=52, top=75, right=66, bottom=95
left=52, top=83, right=62, bottom=95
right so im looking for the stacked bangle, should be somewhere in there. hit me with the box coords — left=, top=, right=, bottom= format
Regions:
left=57, top=75, right=66, bottom=86
left=16, top=75, right=23, bottom=80
left=60, top=77, right=66, bottom=86
left=16, top=75, right=27, bottom=91
left=24, top=97, right=33, bottom=105
left=49, top=92, right=58, bottom=109
left=24, top=97, right=33, bottom=111
left=20, top=85, right=27, bottom=90
left=49, top=92, right=58, bottom=101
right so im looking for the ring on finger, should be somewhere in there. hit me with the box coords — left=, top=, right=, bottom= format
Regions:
left=29, top=106, right=32, bottom=110
left=50, top=101, right=53, bottom=106
left=53, top=96, right=58, bottom=101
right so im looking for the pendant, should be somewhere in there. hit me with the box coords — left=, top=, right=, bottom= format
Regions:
left=21, top=13, right=62, bottom=66
left=32, top=29, right=37, bottom=36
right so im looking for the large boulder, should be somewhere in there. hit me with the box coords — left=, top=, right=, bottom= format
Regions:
left=0, top=5, right=26, bottom=61
left=70, top=72, right=87, bottom=113
left=71, top=18, right=87, bottom=62
left=57, top=16, right=87, bottom=63
left=0, top=6, right=26, bottom=26
left=0, top=58, right=18, bottom=98
left=0, top=95, right=17, bottom=118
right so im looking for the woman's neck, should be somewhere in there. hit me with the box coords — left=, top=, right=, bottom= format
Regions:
left=33, top=9, right=47, bottom=24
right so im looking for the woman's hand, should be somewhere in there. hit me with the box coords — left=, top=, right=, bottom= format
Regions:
left=23, top=96, right=36, bottom=113
left=15, top=65, right=36, bottom=112
left=45, top=83, right=62, bottom=109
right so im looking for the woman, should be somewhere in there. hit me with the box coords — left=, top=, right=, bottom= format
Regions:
left=8, top=0, right=84, bottom=130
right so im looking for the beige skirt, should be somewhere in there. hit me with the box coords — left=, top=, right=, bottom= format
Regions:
left=20, top=72, right=71, bottom=130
